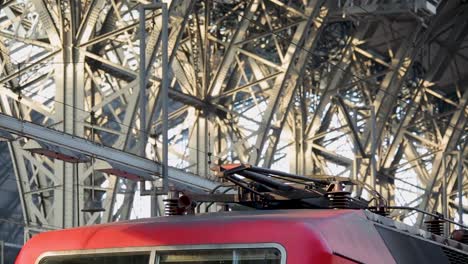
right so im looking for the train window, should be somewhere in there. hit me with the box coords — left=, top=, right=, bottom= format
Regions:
left=40, top=252, right=150, bottom=264
left=157, top=248, right=282, bottom=263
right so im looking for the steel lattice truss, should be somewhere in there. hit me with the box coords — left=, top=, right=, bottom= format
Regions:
left=0, top=0, right=467, bottom=246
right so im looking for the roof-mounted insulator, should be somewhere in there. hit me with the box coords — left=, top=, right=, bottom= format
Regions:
left=325, top=181, right=351, bottom=209
left=164, top=193, right=196, bottom=216
left=425, top=214, right=445, bottom=236
left=164, top=199, right=180, bottom=216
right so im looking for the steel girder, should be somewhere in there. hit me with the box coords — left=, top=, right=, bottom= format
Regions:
left=0, top=0, right=127, bottom=234
left=0, top=0, right=229, bottom=234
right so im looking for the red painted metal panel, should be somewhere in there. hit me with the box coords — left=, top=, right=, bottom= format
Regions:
left=312, top=211, right=395, bottom=264
left=15, top=210, right=395, bottom=264
left=331, top=255, right=360, bottom=264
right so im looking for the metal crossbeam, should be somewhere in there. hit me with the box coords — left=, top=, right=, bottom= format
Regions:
left=0, top=113, right=223, bottom=192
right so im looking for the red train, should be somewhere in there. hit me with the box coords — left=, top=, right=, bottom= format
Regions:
left=17, top=209, right=396, bottom=264
left=16, top=208, right=468, bottom=264
left=14, top=164, right=468, bottom=263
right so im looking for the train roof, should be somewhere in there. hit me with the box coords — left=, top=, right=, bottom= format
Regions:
left=19, top=209, right=468, bottom=264
left=16, top=209, right=397, bottom=264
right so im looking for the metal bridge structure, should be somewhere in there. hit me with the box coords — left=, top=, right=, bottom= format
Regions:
left=0, top=0, right=467, bottom=261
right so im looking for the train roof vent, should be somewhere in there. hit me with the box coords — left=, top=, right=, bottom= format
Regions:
left=442, top=247, right=468, bottom=264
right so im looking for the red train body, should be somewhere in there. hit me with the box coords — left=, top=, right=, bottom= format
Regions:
left=16, top=209, right=397, bottom=264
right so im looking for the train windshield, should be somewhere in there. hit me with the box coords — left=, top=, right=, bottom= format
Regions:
left=40, top=247, right=282, bottom=264
left=158, top=248, right=281, bottom=263
left=41, top=252, right=150, bottom=264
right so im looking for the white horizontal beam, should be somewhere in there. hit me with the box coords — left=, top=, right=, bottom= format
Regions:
left=0, top=113, right=223, bottom=193
left=0, top=113, right=159, bottom=179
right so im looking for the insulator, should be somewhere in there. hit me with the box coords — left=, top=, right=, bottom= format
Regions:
left=326, top=191, right=351, bottom=209
left=164, top=199, right=179, bottom=216
left=425, top=217, right=445, bottom=236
